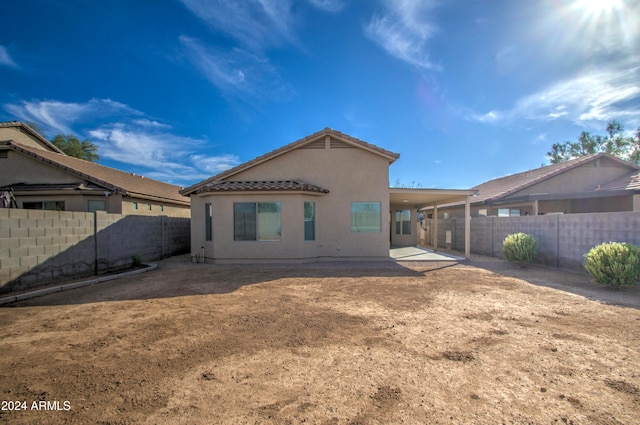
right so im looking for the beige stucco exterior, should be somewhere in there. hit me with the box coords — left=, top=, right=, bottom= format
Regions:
left=186, top=129, right=478, bottom=262
left=188, top=134, right=394, bottom=262
left=0, top=123, right=61, bottom=152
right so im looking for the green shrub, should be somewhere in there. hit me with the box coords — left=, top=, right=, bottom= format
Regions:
left=132, top=254, right=144, bottom=267
left=502, top=233, right=537, bottom=264
left=583, top=242, right=640, bottom=288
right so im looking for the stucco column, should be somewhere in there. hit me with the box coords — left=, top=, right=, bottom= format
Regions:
left=533, top=200, right=539, bottom=216
left=433, top=204, right=438, bottom=250
left=465, top=196, right=470, bottom=259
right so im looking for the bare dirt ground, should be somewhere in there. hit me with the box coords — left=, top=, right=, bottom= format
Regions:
left=1, top=255, right=639, bottom=424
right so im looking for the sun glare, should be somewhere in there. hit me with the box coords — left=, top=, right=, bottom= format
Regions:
left=573, top=0, right=623, bottom=16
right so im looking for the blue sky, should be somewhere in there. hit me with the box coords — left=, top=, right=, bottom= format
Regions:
left=1, top=0, right=639, bottom=189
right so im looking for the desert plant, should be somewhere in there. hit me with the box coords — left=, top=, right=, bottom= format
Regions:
left=583, top=242, right=640, bottom=288
left=502, top=233, right=537, bottom=264
left=132, top=254, right=144, bottom=267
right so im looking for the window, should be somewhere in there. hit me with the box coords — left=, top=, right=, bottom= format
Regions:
left=304, top=202, right=315, bottom=241
left=205, top=203, right=213, bottom=241
left=395, top=209, right=411, bottom=235
left=234, top=202, right=281, bottom=241
left=148, top=204, right=152, bottom=211
left=0, top=151, right=8, bottom=158
left=88, top=200, right=106, bottom=212
left=23, top=201, right=65, bottom=211
left=498, top=208, right=521, bottom=217
left=160, top=205, right=164, bottom=212
left=477, top=209, right=487, bottom=217
left=351, top=202, right=381, bottom=233
left=132, top=202, right=138, bottom=210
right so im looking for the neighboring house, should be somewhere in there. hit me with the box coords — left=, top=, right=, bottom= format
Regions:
left=430, top=153, right=640, bottom=218
left=181, top=128, right=475, bottom=262
left=0, top=122, right=190, bottom=217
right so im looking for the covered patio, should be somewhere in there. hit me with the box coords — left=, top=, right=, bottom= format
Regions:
left=389, top=188, right=477, bottom=259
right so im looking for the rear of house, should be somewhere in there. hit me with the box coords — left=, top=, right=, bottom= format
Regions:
left=181, top=128, right=399, bottom=262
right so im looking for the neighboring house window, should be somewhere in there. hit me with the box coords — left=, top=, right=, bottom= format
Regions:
left=23, top=201, right=65, bottom=211
left=304, top=202, right=315, bottom=241
left=443, top=212, right=449, bottom=219
left=148, top=204, right=152, bottom=211
left=132, top=202, right=138, bottom=210
left=351, top=202, right=381, bottom=233
left=88, top=200, right=106, bottom=212
left=160, top=205, right=164, bottom=212
left=498, top=208, right=521, bottom=217
left=205, top=203, right=213, bottom=241
left=234, top=202, right=281, bottom=241
left=0, top=151, right=7, bottom=158
left=395, top=209, right=411, bottom=235
left=477, top=209, right=487, bottom=217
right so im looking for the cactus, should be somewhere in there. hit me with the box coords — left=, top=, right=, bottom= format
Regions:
left=502, top=233, right=537, bottom=264
left=584, top=242, right=640, bottom=288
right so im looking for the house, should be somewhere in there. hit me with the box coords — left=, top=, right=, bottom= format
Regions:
left=181, top=128, right=475, bottom=262
left=429, top=153, right=640, bottom=218
left=0, top=122, right=190, bottom=217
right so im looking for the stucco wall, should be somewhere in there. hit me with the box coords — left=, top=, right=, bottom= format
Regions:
left=0, top=126, right=50, bottom=151
left=190, top=145, right=392, bottom=261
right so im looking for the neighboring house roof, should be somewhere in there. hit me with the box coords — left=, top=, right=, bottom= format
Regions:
left=470, top=153, right=640, bottom=204
left=0, top=121, right=64, bottom=153
left=1, top=141, right=189, bottom=205
left=429, top=153, right=640, bottom=210
left=192, top=180, right=330, bottom=195
left=594, top=170, right=640, bottom=192
left=181, top=128, right=400, bottom=196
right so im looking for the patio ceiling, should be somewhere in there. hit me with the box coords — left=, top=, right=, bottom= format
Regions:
left=389, top=188, right=477, bottom=209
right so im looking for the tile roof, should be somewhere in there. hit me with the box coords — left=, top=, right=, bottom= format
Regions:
left=193, top=180, right=329, bottom=194
left=3, top=142, right=189, bottom=205
left=470, top=153, right=639, bottom=204
left=594, top=170, right=640, bottom=191
left=181, top=128, right=399, bottom=195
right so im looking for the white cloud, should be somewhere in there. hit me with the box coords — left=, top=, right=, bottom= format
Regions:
left=306, top=0, right=345, bottom=12
left=469, top=62, right=640, bottom=127
left=191, top=153, right=240, bottom=174
left=0, top=45, right=18, bottom=68
left=4, top=98, right=239, bottom=185
left=4, top=98, right=142, bottom=135
left=179, top=36, right=293, bottom=101
left=180, top=0, right=296, bottom=49
left=365, top=0, right=440, bottom=70
left=89, top=123, right=240, bottom=183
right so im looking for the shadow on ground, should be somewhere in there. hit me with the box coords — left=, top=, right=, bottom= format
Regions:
left=4, top=256, right=439, bottom=307
left=466, top=255, right=640, bottom=310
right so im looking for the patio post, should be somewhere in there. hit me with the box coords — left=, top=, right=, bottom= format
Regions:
left=433, top=204, right=438, bottom=250
left=465, top=195, right=470, bottom=259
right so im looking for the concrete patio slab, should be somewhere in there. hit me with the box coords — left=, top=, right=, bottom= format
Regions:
left=390, top=246, right=465, bottom=261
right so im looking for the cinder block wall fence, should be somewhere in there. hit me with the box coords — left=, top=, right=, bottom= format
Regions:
left=420, top=212, right=640, bottom=272
left=0, top=209, right=190, bottom=294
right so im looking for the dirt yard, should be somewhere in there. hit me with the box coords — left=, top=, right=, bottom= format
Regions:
left=1, top=256, right=639, bottom=424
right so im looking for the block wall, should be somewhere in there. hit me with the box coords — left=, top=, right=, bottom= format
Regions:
left=0, top=209, right=190, bottom=293
left=420, top=212, right=640, bottom=272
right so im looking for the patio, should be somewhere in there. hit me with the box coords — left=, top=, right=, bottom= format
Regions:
left=389, top=246, right=465, bottom=261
